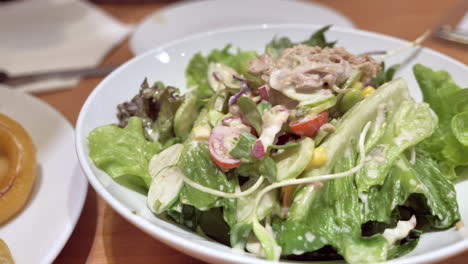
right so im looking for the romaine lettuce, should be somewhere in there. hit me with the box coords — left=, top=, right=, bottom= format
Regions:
left=356, top=100, right=437, bottom=192
left=290, top=78, right=412, bottom=220
left=276, top=145, right=390, bottom=264
left=365, top=153, right=460, bottom=229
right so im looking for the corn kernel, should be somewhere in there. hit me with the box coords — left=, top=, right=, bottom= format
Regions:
left=361, top=86, right=376, bottom=97
left=307, top=146, right=327, bottom=169
left=351, top=81, right=363, bottom=90
left=193, top=126, right=211, bottom=141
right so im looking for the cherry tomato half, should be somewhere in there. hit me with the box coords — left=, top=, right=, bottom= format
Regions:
left=208, top=125, right=241, bottom=171
left=289, top=111, right=329, bottom=138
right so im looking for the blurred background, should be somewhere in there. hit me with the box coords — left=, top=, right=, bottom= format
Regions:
left=1, top=0, right=467, bottom=263
left=1, top=0, right=466, bottom=95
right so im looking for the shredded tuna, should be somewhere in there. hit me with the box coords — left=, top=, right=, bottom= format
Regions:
left=248, top=45, right=381, bottom=93
left=248, top=53, right=274, bottom=75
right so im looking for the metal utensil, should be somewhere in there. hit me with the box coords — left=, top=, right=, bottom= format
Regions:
left=435, top=25, right=468, bottom=45
left=0, top=64, right=119, bottom=87
left=434, top=1, right=468, bottom=45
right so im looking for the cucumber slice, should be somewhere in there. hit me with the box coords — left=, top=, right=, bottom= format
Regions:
left=297, top=92, right=335, bottom=108
left=147, top=144, right=184, bottom=214
left=341, top=69, right=362, bottom=90
left=148, top=144, right=184, bottom=178
left=273, top=137, right=315, bottom=181
left=174, top=96, right=199, bottom=140
left=208, top=62, right=242, bottom=91
left=147, top=167, right=184, bottom=214
left=282, top=88, right=333, bottom=102
left=300, top=95, right=337, bottom=117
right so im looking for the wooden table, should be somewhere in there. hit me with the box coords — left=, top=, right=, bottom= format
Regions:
left=47, top=0, right=468, bottom=263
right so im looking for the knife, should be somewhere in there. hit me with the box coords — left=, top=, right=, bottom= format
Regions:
left=0, top=65, right=120, bottom=87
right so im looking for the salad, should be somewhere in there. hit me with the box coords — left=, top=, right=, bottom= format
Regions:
left=87, top=26, right=468, bottom=263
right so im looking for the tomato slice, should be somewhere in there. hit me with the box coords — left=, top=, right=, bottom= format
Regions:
left=289, top=111, right=329, bottom=137
left=208, top=125, right=241, bottom=171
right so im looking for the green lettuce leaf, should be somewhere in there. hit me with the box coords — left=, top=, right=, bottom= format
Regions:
left=371, top=63, right=400, bottom=87
left=414, top=64, right=461, bottom=124
left=275, top=146, right=455, bottom=264
left=230, top=222, right=252, bottom=250
left=88, top=117, right=161, bottom=189
left=186, top=53, right=212, bottom=99
left=174, top=96, right=200, bottom=140
left=167, top=203, right=201, bottom=231
left=301, top=25, right=337, bottom=48
left=275, top=144, right=389, bottom=264
left=229, top=133, right=277, bottom=182
left=186, top=44, right=257, bottom=99
left=227, top=178, right=279, bottom=250
left=237, top=96, right=263, bottom=134
left=207, top=44, right=258, bottom=74
left=229, top=132, right=257, bottom=162
left=365, top=153, right=460, bottom=229
left=266, top=25, right=336, bottom=58
left=414, top=64, right=468, bottom=173
left=409, top=152, right=460, bottom=228
left=452, top=111, right=468, bottom=147
left=356, top=100, right=437, bottom=192
left=265, top=37, right=293, bottom=58
left=178, top=141, right=235, bottom=210
left=290, top=78, right=412, bottom=220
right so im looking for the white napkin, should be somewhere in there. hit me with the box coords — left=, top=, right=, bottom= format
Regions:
left=0, top=0, right=132, bottom=93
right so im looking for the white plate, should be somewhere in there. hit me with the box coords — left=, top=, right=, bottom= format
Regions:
left=129, top=0, right=354, bottom=55
left=77, top=24, right=468, bottom=264
left=0, top=87, right=88, bottom=264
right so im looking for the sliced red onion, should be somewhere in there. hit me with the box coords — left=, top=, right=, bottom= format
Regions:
left=228, top=82, right=249, bottom=106
left=258, top=86, right=270, bottom=101
left=252, top=140, right=266, bottom=159
left=212, top=72, right=221, bottom=82
left=361, top=50, right=387, bottom=56
left=232, top=74, right=246, bottom=82
left=364, top=82, right=377, bottom=88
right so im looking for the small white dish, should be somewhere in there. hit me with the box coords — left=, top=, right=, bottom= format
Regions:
left=0, top=87, right=88, bottom=264
left=129, top=0, right=354, bottom=55
left=77, top=24, right=468, bottom=264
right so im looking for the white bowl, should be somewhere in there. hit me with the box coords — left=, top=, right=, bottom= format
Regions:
left=76, top=24, right=468, bottom=264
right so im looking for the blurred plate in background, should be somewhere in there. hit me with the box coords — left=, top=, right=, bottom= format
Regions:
left=129, top=0, right=354, bottom=55
left=0, top=87, right=88, bottom=264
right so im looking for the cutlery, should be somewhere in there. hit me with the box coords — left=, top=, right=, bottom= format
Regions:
left=434, top=1, right=468, bottom=45
left=0, top=65, right=119, bottom=87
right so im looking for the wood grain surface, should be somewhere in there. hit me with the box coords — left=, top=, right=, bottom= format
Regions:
left=45, top=0, right=468, bottom=263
